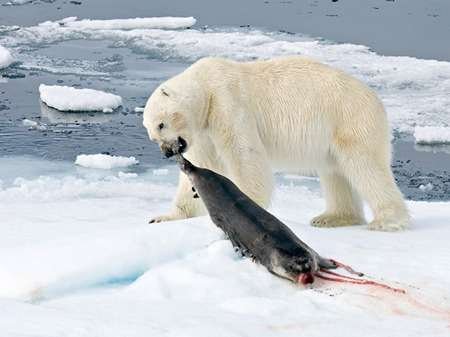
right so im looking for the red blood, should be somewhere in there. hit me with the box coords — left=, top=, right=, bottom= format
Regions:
left=298, top=273, right=314, bottom=284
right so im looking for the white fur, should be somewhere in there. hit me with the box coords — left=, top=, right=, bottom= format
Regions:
left=143, top=56, right=409, bottom=231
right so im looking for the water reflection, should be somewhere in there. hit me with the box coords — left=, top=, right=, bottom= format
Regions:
left=414, top=143, right=450, bottom=155
left=40, top=101, right=113, bottom=124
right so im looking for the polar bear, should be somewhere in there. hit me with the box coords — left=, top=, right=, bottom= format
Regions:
left=143, top=56, right=409, bottom=231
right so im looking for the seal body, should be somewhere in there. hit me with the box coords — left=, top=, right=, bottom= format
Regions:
left=176, top=155, right=336, bottom=283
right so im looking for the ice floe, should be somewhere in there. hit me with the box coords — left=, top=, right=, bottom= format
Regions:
left=0, top=156, right=449, bottom=336
left=414, top=126, right=450, bottom=144
left=0, top=45, right=13, bottom=69
left=39, top=84, right=122, bottom=112
left=75, top=154, right=138, bottom=170
left=22, top=118, right=47, bottom=130
left=50, top=16, right=197, bottom=30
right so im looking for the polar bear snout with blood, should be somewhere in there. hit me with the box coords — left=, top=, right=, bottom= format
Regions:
left=143, top=56, right=409, bottom=231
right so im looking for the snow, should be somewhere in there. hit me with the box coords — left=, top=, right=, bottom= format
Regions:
left=414, top=126, right=450, bottom=144
left=1, top=18, right=450, bottom=131
left=75, top=154, right=139, bottom=169
left=54, top=16, right=197, bottom=30
left=0, top=45, right=13, bottom=69
left=0, top=156, right=449, bottom=337
left=39, top=84, right=122, bottom=112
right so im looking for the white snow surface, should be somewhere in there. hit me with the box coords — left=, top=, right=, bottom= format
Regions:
left=75, top=154, right=139, bottom=169
left=39, top=84, right=122, bottom=112
left=414, top=126, right=450, bottom=144
left=0, top=156, right=449, bottom=337
left=0, top=45, right=13, bottom=69
left=2, top=17, right=450, bottom=131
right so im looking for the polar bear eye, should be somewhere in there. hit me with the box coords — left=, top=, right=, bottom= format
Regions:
left=158, top=122, right=165, bottom=130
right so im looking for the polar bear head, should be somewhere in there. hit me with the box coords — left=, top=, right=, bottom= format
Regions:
left=143, top=76, right=209, bottom=158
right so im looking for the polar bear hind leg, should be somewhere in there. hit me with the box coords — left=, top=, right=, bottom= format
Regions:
left=336, top=148, right=409, bottom=232
left=311, top=171, right=366, bottom=228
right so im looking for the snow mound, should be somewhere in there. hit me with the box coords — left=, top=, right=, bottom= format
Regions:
left=48, top=16, right=197, bottom=30
left=414, top=126, right=450, bottom=144
left=0, top=45, right=13, bottom=69
left=75, top=154, right=138, bottom=170
left=39, top=84, right=122, bottom=112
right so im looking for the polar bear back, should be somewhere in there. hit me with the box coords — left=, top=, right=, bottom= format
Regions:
left=183, top=56, right=389, bottom=171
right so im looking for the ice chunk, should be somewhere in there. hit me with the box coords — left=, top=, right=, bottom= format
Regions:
left=118, top=171, right=138, bottom=179
left=75, top=154, right=138, bottom=170
left=39, top=84, right=122, bottom=112
left=419, top=183, right=433, bottom=192
left=414, top=126, right=450, bottom=144
left=134, top=107, right=145, bottom=113
left=0, top=45, right=13, bottom=69
left=2, top=0, right=33, bottom=6
left=22, top=118, right=47, bottom=131
left=59, top=16, right=196, bottom=30
left=152, top=168, right=169, bottom=176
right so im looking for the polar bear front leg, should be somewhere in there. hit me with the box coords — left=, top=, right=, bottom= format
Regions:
left=311, top=171, right=365, bottom=228
left=149, top=171, right=207, bottom=223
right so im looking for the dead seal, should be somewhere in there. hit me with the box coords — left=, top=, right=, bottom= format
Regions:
left=166, top=152, right=405, bottom=292
left=173, top=154, right=341, bottom=284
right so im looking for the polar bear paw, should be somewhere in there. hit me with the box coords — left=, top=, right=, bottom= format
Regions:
left=310, top=213, right=365, bottom=228
left=149, top=214, right=180, bottom=224
left=368, top=218, right=408, bottom=232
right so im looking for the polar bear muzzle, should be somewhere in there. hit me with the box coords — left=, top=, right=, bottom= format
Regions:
left=161, top=136, right=188, bottom=158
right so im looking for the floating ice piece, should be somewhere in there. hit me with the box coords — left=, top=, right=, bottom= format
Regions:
left=152, top=168, right=169, bottom=176
left=134, top=107, right=145, bottom=113
left=75, top=154, right=138, bottom=170
left=0, top=45, right=13, bottom=69
left=47, top=16, right=196, bottom=30
left=419, top=183, right=433, bottom=192
left=118, top=171, right=138, bottom=179
left=39, top=84, right=122, bottom=112
left=414, top=126, right=450, bottom=144
left=2, top=0, right=33, bottom=6
left=22, top=118, right=46, bottom=131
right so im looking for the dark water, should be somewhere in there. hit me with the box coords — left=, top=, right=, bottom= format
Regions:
left=2, top=0, right=450, bottom=61
left=0, top=39, right=187, bottom=167
left=0, top=0, right=449, bottom=201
